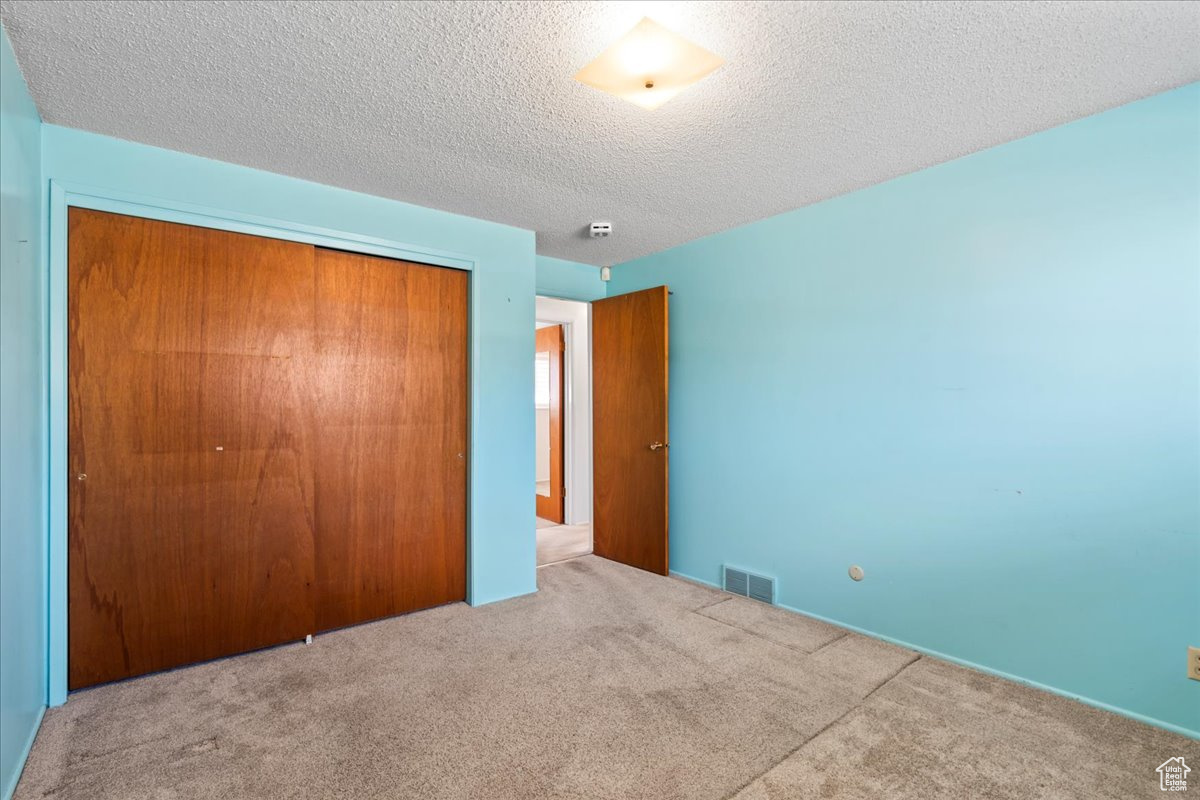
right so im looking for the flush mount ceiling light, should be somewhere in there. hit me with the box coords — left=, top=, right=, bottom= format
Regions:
left=574, top=17, right=724, bottom=111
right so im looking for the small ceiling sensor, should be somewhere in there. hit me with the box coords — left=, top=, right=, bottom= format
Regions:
left=589, top=222, right=612, bottom=238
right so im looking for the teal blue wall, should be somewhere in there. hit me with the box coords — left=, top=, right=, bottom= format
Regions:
left=40, top=124, right=539, bottom=700
left=535, top=255, right=607, bottom=301
left=0, top=24, right=47, bottom=800
left=609, top=84, right=1200, bottom=736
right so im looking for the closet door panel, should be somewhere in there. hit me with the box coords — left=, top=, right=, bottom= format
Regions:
left=312, top=248, right=468, bottom=631
left=68, top=208, right=317, bottom=689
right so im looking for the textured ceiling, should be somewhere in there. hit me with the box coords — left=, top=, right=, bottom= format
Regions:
left=2, top=1, right=1198, bottom=266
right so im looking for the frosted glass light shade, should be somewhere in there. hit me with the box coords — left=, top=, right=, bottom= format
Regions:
left=574, top=18, right=724, bottom=111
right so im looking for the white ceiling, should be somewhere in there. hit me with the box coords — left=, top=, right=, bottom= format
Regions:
left=2, top=1, right=1198, bottom=266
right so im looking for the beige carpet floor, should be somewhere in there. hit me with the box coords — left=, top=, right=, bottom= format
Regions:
left=15, top=556, right=1195, bottom=799
left=536, top=520, right=591, bottom=566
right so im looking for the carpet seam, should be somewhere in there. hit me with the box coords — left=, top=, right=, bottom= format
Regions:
left=692, top=596, right=735, bottom=613
left=805, top=632, right=853, bottom=656
left=691, top=606, right=841, bottom=655
left=718, top=655, right=924, bottom=800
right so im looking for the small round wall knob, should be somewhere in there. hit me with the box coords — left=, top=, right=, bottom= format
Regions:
left=848, top=565, right=864, bottom=581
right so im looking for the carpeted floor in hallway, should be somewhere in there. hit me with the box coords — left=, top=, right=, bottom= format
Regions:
left=14, top=556, right=1195, bottom=799
left=536, top=518, right=591, bottom=565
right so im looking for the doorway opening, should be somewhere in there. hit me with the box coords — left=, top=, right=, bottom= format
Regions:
left=535, top=296, right=593, bottom=566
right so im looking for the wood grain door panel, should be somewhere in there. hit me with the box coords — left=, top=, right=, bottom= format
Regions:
left=68, top=208, right=317, bottom=689
left=535, top=324, right=565, bottom=523
left=312, top=248, right=468, bottom=632
left=592, top=286, right=669, bottom=575
left=68, top=211, right=469, bottom=689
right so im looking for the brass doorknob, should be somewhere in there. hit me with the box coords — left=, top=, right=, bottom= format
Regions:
left=649, top=442, right=669, bottom=451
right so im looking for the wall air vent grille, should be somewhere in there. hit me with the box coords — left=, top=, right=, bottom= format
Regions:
left=748, top=573, right=775, bottom=605
left=723, top=565, right=776, bottom=605
left=722, top=566, right=748, bottom=596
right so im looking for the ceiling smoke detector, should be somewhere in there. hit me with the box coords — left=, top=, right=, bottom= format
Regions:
left=589, top=221, right=612, bottom=238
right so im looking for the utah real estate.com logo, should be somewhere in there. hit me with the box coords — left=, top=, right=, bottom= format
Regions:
left=1158, top=757, right=1190, bottom=792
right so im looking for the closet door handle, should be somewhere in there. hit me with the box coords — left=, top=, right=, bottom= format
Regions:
left=649, top=442, right=668, bottom=451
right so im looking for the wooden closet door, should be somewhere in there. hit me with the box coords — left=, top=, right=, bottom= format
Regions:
left=312, top=249, right=468, bottom=631
left=68, top=209, right=317, bottom=689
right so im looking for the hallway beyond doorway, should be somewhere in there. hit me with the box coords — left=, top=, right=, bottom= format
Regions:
left=536, top=518, right=591, bottom=566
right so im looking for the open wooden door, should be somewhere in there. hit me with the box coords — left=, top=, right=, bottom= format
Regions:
left=592, top=286, right=669, bottom=575
left=535, top=324, right=565, bottom=523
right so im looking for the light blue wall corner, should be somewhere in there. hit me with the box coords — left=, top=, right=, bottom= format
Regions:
left=535, top=255, right=607, bottom=301
left=39, top=125, right=540, bottom=701
left=610, top=83, right=1200, bottom=736
left=0, top=22, right=47, bottom=800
